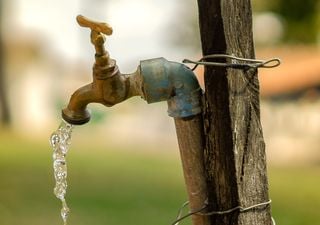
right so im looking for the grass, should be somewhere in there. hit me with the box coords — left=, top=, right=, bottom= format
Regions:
left=269, top=167, right=320, bottom=225
left=0, top=131, right=319, bottom=225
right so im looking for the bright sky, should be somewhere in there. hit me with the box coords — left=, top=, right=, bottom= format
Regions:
left=14, top=0, right=81, bottom=59
left=13, top=0, right=183, bottom=71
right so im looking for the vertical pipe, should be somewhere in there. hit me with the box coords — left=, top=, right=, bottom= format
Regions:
left=139, top=58, right=208, bottom=225
left=174, top=115, right=209, bottom=225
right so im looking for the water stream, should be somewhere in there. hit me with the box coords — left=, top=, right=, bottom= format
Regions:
left=50, top=120, right=74, bottom=225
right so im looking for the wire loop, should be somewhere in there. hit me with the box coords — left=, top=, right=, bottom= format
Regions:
left=171, top=199, right=273, bottom=225
left=183, top=54, right=281, bottom=71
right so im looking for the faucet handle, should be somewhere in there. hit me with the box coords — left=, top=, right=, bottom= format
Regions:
left=76, top=15, right=113, bottom=35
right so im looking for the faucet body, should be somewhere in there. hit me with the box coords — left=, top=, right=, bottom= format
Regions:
left=62, top=58, right=202, bottom=124
left=62, top=15, right=202, bottom=124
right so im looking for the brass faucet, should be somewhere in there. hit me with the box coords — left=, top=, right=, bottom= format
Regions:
left=62, top=15, right=143, bottom=125
left=62, top=15, right=202, bottom=125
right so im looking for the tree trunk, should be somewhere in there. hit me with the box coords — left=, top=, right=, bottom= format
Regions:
left=0, top=0, right=10, bottom=125
left=197, top=0, right=272, bottom=224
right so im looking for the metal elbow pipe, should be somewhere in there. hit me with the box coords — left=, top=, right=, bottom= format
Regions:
left=140, top=57, right=202, bottom=118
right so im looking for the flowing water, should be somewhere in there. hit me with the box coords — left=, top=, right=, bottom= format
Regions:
left=50, top=120, right=74, bottom=225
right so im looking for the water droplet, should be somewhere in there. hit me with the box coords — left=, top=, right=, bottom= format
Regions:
left=54, top=188, right=66, bottom=199
left=55, top=170, right=67, bottom=180
left=60, top=145, right=68, bottom=155
left=54, top=160, right=66, bottom=168
left=61, top=206, right=70, bottom=222
left=50, top=133, right=60, bottom=147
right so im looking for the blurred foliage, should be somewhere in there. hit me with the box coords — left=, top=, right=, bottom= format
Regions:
left=0, top=132, right=320, bottom=225
left=0, top=0, right=11, bottom=125
left=254, top=0, right=320, bottom=43
left=165, top=0, right=201, bottom=53
left=270, top=167, right=320, bottom=225
left=171, top=0, right=320, bottom=50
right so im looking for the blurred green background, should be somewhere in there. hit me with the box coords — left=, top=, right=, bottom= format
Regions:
left=1, top=0, right=320, bottom=225
left=1, top=132, right=320, bottom=225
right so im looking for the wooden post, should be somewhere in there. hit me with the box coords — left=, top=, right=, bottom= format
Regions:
left=197, top=0, right=272, bottom=224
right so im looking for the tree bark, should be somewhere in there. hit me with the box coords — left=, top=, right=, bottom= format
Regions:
left=0, top=0, right=10, bottom=125
left=197, top=0, right=271, bottom=224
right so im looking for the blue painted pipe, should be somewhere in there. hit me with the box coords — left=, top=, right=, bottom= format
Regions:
left=140, top=58, right=202, bottom=118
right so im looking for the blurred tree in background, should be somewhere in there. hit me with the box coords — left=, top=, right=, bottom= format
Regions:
left=170, top=0, right=320, bottom=50
left=165, top=0, right=201, bottom=53
left=266, top=0, right=320, bottom=43
left=0, top=0, right=11, bottom=126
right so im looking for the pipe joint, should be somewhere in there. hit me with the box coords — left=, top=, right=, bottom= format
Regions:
left=140, top=58, right=202, bottom=118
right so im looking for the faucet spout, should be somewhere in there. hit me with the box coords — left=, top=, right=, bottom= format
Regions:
left=62, top=84, right=94, bottom=125
left=62, top=66, right=142, bottom=125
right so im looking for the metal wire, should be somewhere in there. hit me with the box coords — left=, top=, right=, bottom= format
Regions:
left=171, top=201, right=206, bottom=225
left=200, top=199, right=272, bottom=216
left=272, top=216, right=277, bottom=225
left=171, top=199, right=273, bottom=225
left=173, top=201, right=191, bottom=225
left=183, top=54, right=281, bottom=71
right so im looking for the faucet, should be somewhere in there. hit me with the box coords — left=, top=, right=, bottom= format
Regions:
left=62, top=15, right=202, bottom=125
left=62, top=15, right=143, bottom=125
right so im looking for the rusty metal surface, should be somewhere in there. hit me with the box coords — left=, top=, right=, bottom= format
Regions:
left=76, top=15, right=113, bottom=36
left=140, top=58, right=202, bottom=118
left=174, top=116, right=210, bottom=225
left=62, top=16, right=141, bottom=125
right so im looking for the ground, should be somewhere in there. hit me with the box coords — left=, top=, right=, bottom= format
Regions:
left=0, top=131, right=319, bottom=225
